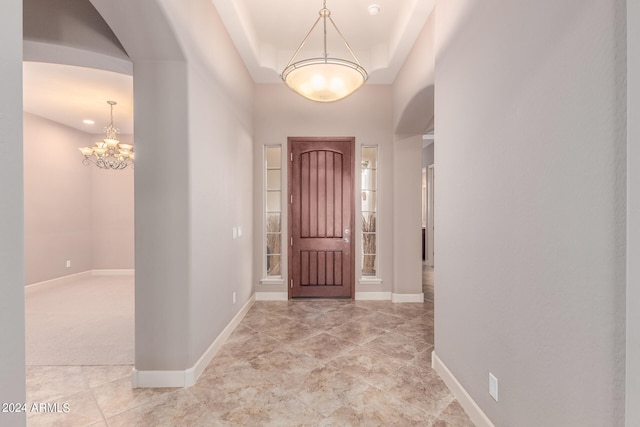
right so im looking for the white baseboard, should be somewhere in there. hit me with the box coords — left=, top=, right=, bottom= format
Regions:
left=355, top=292, right=424, bottom=302
left=132, top=294, right=255, bottom=388
left=432, top=351, right=496, bottom=427
left=358, top=278, right=383, bottom=285
left=355, top=291, right=392, bottom=300
left=25, top=271, right=93, bottom=294
left=255, top=291, right=288, bottom=301
left=391, top=292, right=424, bottom=303
left=26, top=269, right=135, bottom=294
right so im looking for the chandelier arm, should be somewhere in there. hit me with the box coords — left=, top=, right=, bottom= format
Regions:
left=327, top=16, right=364, bottom=68
left=283, top=15, right=323, bottom=69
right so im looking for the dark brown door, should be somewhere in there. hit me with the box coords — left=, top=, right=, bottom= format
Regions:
left=288, top=137, right=355, bottom=298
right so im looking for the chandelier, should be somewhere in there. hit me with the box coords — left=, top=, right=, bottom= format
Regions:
left=78, top=101, right=134, bottom=170
left=281, top=0, right=368, bottom=102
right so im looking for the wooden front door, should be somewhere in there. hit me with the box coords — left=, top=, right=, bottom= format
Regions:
left=288, top=137, right=355, bottom=298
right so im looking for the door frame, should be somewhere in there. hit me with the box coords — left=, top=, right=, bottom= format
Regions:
left=287, top=136, right=356, bottom=299
left=427, top=164, right=435, bottom=267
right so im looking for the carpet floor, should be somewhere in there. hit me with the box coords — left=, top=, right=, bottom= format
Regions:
left=25, top=275, right=134, bottom=366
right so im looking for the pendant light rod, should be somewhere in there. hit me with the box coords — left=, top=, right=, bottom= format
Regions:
left=323, top=0, right=328, bottom=59
left=108, top=100, right=116, bottom=125
left=327, top=14, right=363, bottom=67
left=283, top=16, right=323, bottom=69
left=283, top=1, right=363, bottom=69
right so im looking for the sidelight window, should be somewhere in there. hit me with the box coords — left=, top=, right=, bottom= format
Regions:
left=361, top=146, right=378, bottom=277
left=265, top=146, right=282, bottom=277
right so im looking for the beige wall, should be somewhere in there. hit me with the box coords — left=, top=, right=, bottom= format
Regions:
left=24, top=113, right=93, bottom=284
left=434, top=0, right=626, bottom=425
left=91, top=0, right=255, bottom=374
left=392, top=134, right=423, bottom=295
left=23, top=113, right=134, bottom=284
left=393, top=10, right=435, bottom=135
left=91, top=134, right=134, bottom=270
left=628, top=3, right=640, bottom=425
left=0, top=0, right=25, bottom=419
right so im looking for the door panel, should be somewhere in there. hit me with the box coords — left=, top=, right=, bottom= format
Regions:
left=289, top=138, right=354, bottom=298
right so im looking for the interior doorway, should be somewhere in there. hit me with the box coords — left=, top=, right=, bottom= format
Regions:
left=427, top=164, right=435, bottom=267
left=288, top=137, right=355, bottom=298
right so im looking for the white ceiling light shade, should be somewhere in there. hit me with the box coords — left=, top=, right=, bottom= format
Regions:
left=281, top=1, right=368, bottom=102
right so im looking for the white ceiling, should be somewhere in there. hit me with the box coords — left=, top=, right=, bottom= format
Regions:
left=22, top=0, right=434, bottom=134
left=23, top=61, right=134, bottom=134
left=213, top=0, right=435, bottom=83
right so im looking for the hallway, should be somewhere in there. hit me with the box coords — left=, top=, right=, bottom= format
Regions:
left=26, top=274, right=473, bottom=426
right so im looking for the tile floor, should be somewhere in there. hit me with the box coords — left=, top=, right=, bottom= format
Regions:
left=27, top=265, right=474, bottom=426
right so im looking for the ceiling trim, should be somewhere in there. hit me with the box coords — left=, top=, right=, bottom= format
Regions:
left=212, top=0, right=435, bottom=84
left=24, top=40, right=133, bottom=75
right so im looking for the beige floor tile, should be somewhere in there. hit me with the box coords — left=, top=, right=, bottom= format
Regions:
left=364, top=331, right=430, bottom=362
left=357, top=310, right=407, bottom=331
left=91, top=376, right=177, bottom=419
left=248, top=346, right=325, bottom=387
left=223, top=324, right=258, bottom=343
left=394, top=315, right=434, bottom=344
left=239, top=309, right=290, bottom=332
left=410, top=345, right=435, bottom=369
left=25, top=263, right=475, bottom=426
left=81, top=365, right=132, bottom=388
left=431, top=400, right=476, bottom=427
left=106, top=389, right=212, bottom=427
left=379, top=364, right=455, bottom=416
left=218, top=330, right=281, bottom=360
left=295, top=365, right=371, bottom=417
left=301, top=299, right=354, bottom=312
left=292, top=332, right=357, bottom=361
left=221, top=385, right=319, bottom=427
left=320, top=386, right=434, bottom=427
left=255, top=301, right=323, bottom=318
left=259, top=318, right=321, bottom=343
left=26, top=389, right=104, bottom=427
left=326, top=318, right=387, bottom=344
left=327, top=346, right=405, bottom=389
left=190, top=360, right=281, bottom=416
left=368, top=302, right=430, bottom=320
left=26, top=366, right=89, bottom=403
left=295, top=311, right=348, bottom=330
left=302, top=304, right=374, bottom=330
left=198, top=352, right=254, bottom=380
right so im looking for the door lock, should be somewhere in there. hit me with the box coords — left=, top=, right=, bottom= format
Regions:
left=344, top=228, right=351, bottom=243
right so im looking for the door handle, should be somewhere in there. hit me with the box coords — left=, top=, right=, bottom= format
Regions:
left=344, top=228, right=351, bottom=243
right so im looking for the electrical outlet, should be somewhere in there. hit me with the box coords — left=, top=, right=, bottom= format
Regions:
left=489, top=372, right=499, bottom=402
left=232, top=291, right=237, bottom=304
left=232, top=227, right=238, bottom=239
left=66, top=260, right=71, bottom=268
left=237, top=226, right=242, bottom=237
